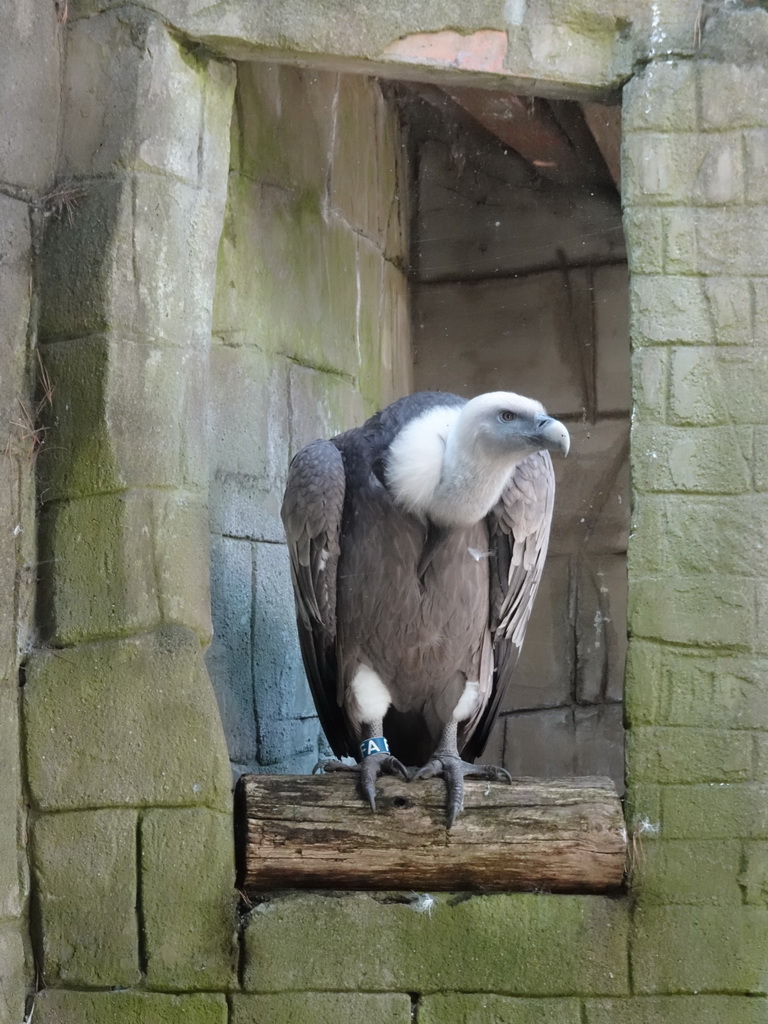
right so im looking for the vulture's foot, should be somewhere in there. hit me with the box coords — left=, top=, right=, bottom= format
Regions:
left=412, top=754, right=512, bottom=828
left=313, top=754, right=409, bottom=812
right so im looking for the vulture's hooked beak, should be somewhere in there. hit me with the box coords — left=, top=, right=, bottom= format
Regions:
left=537, top=416, right=570, bottom=457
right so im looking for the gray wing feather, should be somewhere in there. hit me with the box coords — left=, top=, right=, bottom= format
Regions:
left=280, top=440, right=348, bottom=756
left=463, top=450, right=555, bottom=760
left=493, top=450, right=555, bottom=646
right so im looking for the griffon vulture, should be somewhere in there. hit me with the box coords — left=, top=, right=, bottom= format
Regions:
left=281, top=390, right=569, bottom=826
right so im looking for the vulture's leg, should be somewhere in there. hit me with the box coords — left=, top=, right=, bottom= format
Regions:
left=412, top=721, right=512, bottom=828
left=313, top=723, right=409, bottom=812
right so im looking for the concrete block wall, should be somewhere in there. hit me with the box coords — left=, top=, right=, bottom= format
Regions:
left=206, top=63, right=411, bottom=776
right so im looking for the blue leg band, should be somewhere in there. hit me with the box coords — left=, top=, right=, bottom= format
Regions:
left=360, top=736, right=390, bottom=759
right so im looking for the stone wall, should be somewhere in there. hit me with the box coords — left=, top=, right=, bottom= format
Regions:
left=21, top=9, right=240, bottom=1020
left=206, top=63, right=411, bottom=776
left=3, top=1, right=768, bottom=1022
left=0, top=4, right=60, bottom=1021
left=407, top=90, right=628, bottom=788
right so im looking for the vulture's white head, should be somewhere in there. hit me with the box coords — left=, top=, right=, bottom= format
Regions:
left=386, top=390, right=569, bottom=528
left=452, top=391, right=570, bottom=463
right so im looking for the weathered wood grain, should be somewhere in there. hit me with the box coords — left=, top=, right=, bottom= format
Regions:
left=235, top=774, right=626, bottom=894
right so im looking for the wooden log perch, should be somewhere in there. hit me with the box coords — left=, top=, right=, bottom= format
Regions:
left=234, top=773, right=626, bottom=894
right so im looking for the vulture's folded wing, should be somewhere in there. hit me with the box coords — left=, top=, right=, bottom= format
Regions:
left=462, top=450, right=556, bottom=760
left=280, top=440, right=347, bottom=759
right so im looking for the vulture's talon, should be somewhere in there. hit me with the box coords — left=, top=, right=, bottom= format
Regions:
left=412, top=752, right=513, bottom=828
left=313, top=754, right=408, bottom=811
left=360, top=753, right=409, bottom=811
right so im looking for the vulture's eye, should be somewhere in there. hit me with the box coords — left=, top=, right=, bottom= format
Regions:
left=499, top=410, right=518, bottom=423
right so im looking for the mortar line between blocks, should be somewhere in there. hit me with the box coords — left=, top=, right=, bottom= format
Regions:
left=136, top=812, right=148, bottom=977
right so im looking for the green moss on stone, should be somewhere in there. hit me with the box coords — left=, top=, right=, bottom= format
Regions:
left=31, top=809, right=140, bottom=987
left=0, top=921, right=26, bottom=1024
left=628, top=727, right=755, bottom=785
left=24, top=628, right=231, bottom=812
left=141, top=808, right=238, bottom=992
left=660, top=783, right=768, bottom=840
left=243, top=892, right=629, bottom=995
left=32, top=990, right=227, bottom=1024
left=631, top=905, right=768, bottom=994
left=625, top=642, right=768, bottom=730
left=231, top=993, right=411, bottom=1024
left=586, top=995, right=768, bottom=1024
left=628, top=576, right=755, bottom=649
left=630, top=840, right=743, bottom=907
left=420, top=995, right=582, bottom=1024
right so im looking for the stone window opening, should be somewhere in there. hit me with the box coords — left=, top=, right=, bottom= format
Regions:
left=207, top=63, right=629, bottom=816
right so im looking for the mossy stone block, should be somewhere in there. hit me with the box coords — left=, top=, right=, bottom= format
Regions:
left=63, top=10, right=233, bottom=188
left=631, top=348, right=668, bottom=425
left=628, top=727, right=755, bottom=784
left=243, top=892, right=629, bottom=995
left=330, top=73, right=404, bottom=259
left=622, top=61, right=697, bottom=132
left=207, top=344, right=289, bottom=543
left=634, top=276, right=712, bottom=348
left=33, top=990, right=227, bottom=1024
left=660, top=783, right=768, bottom=840
left=38, top=489, right=211, bottom=646
left=631, top=906, right=768, bottom=994
left=670, top=348, right=768, bottom=427
left=41, top=175, right=224, bottom=348
left=631, top=425, right=753, bottom=494
left=61, top=10, right=201, bottom=182
left=623, top=207, right=664, bottom=276
left=0, top=195, right=32, bottom=374
left=37, top=337, right=120, bottom=500
left=586, top=995, right=768, bottom=1024
left=40, top=336, right=210, bottom=501
left=624, top=133, right=743, bottom=207
left=740, top=842, right=768, bottom=906
left=141, top=807, right=237, bottom=991
left=287, top=362, right=366, bottom=456
left=0, top=920, right=26, bottom=1024
left=698, top=58, right=768, bottom=130
left=40, top=177, right=130, bottom=341
left=694, top=208, right=768, bottom=277
left=662, top=208, right=699, bottom=276
left=631, top=495, right=768, bottom=579
left=206, top=535, right=258, bottom=766
left=151, top=489, right=213, bottom=643
left=420, top=995, right=582, bottom=1023
left=235, top=63, right=336, bottom=194
left=628, top=576, right=754, bottom=649
left=231, top=993, right=411, bottom=1024
left=630, top=840, right=743, bottom=907
left=213, top=173, right=359, bottom=376
left=0, top=686, right=22, bottom=921
left=31, top=809, right=140, bottom=986
left=24, top=628, right=231, bottom=812
left=625, top=642, right=768, bottom=730
left=38, top=491, right=159, bottom=644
